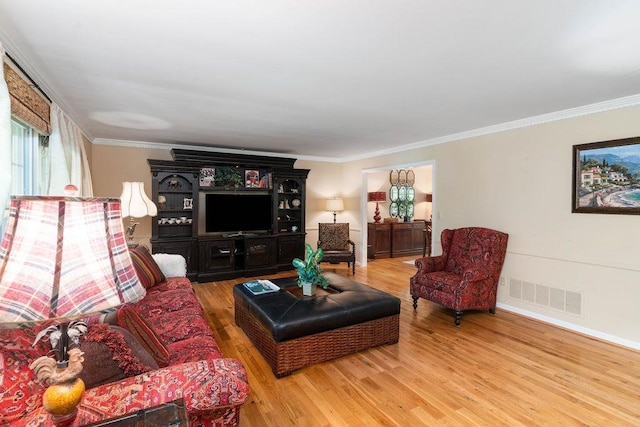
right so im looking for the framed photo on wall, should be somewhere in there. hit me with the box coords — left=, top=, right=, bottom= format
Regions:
left=572, top=136, right=640, bottom=214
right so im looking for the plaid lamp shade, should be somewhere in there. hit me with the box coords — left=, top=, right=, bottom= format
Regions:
left=0, top=196, right=146, bottom=324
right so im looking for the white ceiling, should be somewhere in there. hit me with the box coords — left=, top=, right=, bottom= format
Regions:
left=1, top=1, right=640, bottom=161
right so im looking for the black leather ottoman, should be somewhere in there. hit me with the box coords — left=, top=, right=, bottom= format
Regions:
left=233, top=272, right=401, bottom=377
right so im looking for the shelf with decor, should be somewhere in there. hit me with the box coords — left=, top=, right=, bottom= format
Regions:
left=276, top=178, right=304, bottom=234
left=153, top=172, right=197, bottom=240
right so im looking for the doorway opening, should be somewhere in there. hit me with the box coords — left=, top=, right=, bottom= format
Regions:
left=360, top=160, right=435, bottom=268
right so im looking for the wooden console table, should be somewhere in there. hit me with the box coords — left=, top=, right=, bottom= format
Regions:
left=368, top=220, right=430, bottom=258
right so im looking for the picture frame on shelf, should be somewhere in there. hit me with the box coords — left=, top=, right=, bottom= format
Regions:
left=245, top=169, right=260, bottom=188
left=572, top=136, right=640, bottom=215
left=199, top=168, right=215, bottom=187
left=183, top=198, right=193, bottom=210
left=259, top=172, right=272, bottom=189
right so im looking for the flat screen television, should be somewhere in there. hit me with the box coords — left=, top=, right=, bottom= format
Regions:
left=199, top=192, right=272, bottom=235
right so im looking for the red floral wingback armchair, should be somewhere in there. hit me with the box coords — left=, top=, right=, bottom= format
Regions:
left=410, top=227, right=509, bottom=326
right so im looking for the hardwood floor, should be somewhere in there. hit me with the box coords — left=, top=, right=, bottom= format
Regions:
left=192, top=257, right=640, bottom=426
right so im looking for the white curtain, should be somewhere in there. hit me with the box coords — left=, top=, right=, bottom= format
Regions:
left=48, top=103, right=93, bottom=196
left=0, top=43, right=12, bottom=229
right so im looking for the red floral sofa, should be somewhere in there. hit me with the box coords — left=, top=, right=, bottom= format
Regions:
left=0, top=248, right=249, bottom=426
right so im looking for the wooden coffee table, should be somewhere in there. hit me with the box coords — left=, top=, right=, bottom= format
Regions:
left=233, top=272, right=400, bottom=377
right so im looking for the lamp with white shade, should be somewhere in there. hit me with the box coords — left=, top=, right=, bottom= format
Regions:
left=119, top=182, right=157, bottom=243
left=325, top=197, right=344, bottom=224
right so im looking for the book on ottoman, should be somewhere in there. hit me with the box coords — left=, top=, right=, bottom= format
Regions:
left=243, top=280, right=280, bottom=295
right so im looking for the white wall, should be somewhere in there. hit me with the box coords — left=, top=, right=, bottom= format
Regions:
left=300, top=105, right=640, bottom=348
left=92, top=105, right=640, bottom=348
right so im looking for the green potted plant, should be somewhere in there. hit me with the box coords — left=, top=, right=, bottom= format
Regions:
left=292, top=243, right=329, bottom=296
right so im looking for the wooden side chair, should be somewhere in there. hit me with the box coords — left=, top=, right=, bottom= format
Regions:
left=317, top=223, right=356, bottom=275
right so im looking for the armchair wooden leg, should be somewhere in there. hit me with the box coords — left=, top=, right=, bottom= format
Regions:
left=489, top=307, right=496, bottom=315
left=412, top=296, right=418, bottom=310
left=455, top=311, right=462, bottom=326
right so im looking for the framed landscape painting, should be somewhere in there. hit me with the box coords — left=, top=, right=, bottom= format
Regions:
left=572, top=136, right=640, bottom=215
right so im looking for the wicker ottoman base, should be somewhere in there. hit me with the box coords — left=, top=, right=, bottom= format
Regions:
left=234, top=299, right=399, bottom=377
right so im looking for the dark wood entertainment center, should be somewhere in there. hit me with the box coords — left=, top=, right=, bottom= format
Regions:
left=149, top=149, right=309, bottom=282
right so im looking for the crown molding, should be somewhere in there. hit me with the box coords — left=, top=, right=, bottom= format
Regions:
left=339, top=94, right=640, bottom=162
left=62, top=95, right=640, bottom=164
left=91, top=138, right=343, bottom=163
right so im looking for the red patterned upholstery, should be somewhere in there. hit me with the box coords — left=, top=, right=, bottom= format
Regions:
left=134, top=289, right=200, bottom=316
left=0, top=273, right=249, bottom=426
left=116, top=305, right=171, bottom=367
left=129, top=245, right=166, bottom=289
left=168, top=337, right=223, bottom=365
left=0, top=329, right=47, bottom=424
left=410, top=227, right=508, bottom=325
left=147, top=308, right=215, bottom=344
left=11, top=358, right=248, bottom=427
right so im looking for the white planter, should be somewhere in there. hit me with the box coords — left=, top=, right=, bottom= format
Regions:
left=302, top=281, right=317, bottom=296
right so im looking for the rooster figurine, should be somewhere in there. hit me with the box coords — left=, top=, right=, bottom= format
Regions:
left=30, top=348, right=86, bottom=420
left=30, top=348, right=84, bottom=385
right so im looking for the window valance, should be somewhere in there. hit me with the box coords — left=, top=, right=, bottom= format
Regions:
left=3, top=62, right=50, bottom=135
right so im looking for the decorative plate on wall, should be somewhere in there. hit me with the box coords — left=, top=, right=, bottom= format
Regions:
left=389, top=170, right=399, bottom=185
left=406, top=169, right=415, bottom=186
left=398, top=185, right=407, bottom=201
left=398, top=203, right=407, bottom=218
left=398, top=169, right=407, bottom=185
left=389, top=202, right=399, bottom=217
left=389, top=185, right=399, bottom=202
left=406, top=187, right=415, bottom=201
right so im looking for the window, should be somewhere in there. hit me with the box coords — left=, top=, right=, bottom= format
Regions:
left=11, top=118, right=48, bottom=196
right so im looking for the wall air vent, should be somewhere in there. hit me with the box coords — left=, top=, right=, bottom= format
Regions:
left=506, top=277, right=582, bottom=317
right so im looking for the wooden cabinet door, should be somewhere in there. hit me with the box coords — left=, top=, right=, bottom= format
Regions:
left=368, top=223, right=391, bottom=259
left=151, top=238, right=198, bottom=278
left=278, top=235, right=304, bottom=269
left=199, top=239, right=235, bottom=273
left=391, top=223, right=414, bottom=256
left=245, top=237, right=276, bottom=268
left=411, top=223, right=426, bottom=253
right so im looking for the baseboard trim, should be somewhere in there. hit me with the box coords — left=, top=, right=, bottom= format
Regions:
left=497, top=302, right=640, bottom=351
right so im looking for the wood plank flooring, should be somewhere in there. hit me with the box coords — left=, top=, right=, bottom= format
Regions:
left=192, top=257, right=640, bottom=426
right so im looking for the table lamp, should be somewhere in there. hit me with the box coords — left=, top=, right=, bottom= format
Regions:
left=325, top=197, right=344, bottom=223
left=120, top=182, right=157, bottom=243
left=367, top=192, right=386, bottom=223
left=0, top=196, right=146, bottom=426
